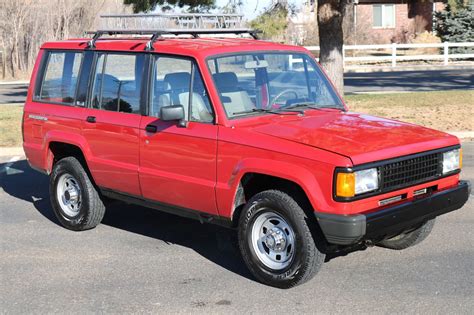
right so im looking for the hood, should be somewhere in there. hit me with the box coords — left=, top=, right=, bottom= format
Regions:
left=249, top=111, right=458, bottom=165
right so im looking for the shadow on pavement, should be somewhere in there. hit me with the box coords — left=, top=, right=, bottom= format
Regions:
left=344, top=70, right=474, bottom=92
left=0, top=160, right=253, bottom=281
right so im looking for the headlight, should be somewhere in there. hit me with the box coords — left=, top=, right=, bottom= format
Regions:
left=336, top=168, right=379, bottom=198
left=442, top=148, right=461, bottom=174
left=355, top=168, right=379, bottom=194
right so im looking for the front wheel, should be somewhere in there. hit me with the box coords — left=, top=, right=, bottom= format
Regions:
left=238, top=190, right=325, bottom=288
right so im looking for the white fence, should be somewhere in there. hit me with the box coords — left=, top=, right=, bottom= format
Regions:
left=289, top=42, right=474, bottom=69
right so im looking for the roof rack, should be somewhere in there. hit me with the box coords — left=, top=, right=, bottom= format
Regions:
left=87, top=13, right=259, bottom=49
left=99, top=13, right=245, bottom=30
left=86, top=28, right=260, bottom=50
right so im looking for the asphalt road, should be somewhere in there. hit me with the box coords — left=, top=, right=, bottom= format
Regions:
left=1, top=69, right=473, bottom=104
left=0, top=143, right=473, bottom=313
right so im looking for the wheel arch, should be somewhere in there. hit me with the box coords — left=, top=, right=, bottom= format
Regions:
left=43, top=131, right=93, bottom=175
left=230, top=171, right=320, bottom=228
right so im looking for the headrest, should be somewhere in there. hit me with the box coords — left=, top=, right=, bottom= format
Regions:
left=164, top=72, right=190, bottom=89
left=213, top=72, right=238, bottom=88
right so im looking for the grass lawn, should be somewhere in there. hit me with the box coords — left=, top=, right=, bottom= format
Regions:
left=0, top=104, right=23, bottom=147
left=345, top=90, right=474, bottom=132
left=0, top=90, right=472, bottom=147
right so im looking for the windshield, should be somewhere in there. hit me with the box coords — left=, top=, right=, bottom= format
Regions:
left=207, top=52, right=344, bottom=118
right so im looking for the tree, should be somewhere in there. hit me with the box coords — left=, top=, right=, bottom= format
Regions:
left=0, top=0, right=123, bottom=79
left=124, top=0, right=214, bottom=13
left=317, top=0, right=351, bottom=96
left=435, top=4, right=474, bottom=53
left=250, top=2, right=289, bottom=42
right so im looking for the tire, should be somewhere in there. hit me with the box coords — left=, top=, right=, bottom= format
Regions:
left=377, top=219, right=435, bottom=250
left=50, top=156, right=105, bottom=231
left=238, top=190, right=325, bottom=289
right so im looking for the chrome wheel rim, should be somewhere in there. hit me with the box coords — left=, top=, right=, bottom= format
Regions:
left=56, top=173, right=82, bottom=217
left=251, top=210, right=295, bottom=270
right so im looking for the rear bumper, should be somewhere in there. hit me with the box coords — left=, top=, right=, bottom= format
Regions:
left=315, top=180, right=471, bottom=245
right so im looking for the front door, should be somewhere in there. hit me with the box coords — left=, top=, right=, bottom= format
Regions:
left=139, top=55, right=218, bottom=215
left=82, top=52, right=146, bottom=196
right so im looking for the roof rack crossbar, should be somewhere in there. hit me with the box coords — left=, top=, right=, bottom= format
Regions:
left=85, top=28, right=261, bottom=49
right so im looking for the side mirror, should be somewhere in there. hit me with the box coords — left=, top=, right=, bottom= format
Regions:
left=160, top=105, right=186, bottom=126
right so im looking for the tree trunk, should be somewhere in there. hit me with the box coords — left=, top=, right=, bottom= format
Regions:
left=317, top=0, right=347, bottom=96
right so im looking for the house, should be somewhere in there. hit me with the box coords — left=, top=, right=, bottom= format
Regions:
left=353, top=0, right=446, bottom=44
left=289, top=0, right=456, bottom=45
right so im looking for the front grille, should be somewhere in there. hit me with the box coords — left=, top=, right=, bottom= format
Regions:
left=381, top=152, right=440, bottom=191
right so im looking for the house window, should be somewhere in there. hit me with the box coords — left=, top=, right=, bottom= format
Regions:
left=373, top=4, right=396, bottom=28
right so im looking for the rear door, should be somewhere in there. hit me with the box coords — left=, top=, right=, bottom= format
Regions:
left=139, top=55, right=218, bottom=215
left=82, top=52, right=146, bottom=196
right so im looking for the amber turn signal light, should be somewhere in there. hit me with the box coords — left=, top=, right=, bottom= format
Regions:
left=336, top=172, right=355, bottom=198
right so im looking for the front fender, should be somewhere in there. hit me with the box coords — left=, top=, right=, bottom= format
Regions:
left=217, top=157, right=325, bottom=218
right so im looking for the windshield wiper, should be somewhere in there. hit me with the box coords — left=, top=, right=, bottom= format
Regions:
left=284, top=102, right=344, bottom=111
left=232, top=108, right=301, bottom=116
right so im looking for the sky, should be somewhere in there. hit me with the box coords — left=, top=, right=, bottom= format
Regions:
left=214, top=0, right=302, bottom=20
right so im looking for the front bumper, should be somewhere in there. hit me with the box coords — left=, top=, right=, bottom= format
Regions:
left=315, top=180, right=471, bottom=245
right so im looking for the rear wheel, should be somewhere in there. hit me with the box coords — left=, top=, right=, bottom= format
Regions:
left=50, top=157, right=105, bottom=231
left=377, top=219, right=435, bottom=250
left=238, top=190, right=325, bottom=288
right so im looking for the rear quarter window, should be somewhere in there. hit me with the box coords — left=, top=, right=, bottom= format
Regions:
left=34, top=51, right=83, bottom=105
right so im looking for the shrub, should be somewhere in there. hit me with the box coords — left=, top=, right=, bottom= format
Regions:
left=410, top=31, right=442, bottom=55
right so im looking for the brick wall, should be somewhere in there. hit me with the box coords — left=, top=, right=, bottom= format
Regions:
left=353, top=2, right=436, bottom=44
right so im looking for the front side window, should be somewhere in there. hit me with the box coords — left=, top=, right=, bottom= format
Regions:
left=91, top=53, right=145, bottom=114
left=208, top=52, right=343, bottom=119
left=36, top=51, right=83, bottom=104
left=373, top=4, right=395, bottom=28
left=151, top=56, right=213, bottom=123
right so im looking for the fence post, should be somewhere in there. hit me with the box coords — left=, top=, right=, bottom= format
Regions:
left=391, top=43, right=397, bottom=67
left=443, top=42, right=449, bottom=65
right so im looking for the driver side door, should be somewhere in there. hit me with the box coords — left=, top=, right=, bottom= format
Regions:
left=139, top=55, right=218, bottom=215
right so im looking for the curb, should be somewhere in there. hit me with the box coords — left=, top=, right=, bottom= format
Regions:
left=0, top=147, right=25, bottom=157
left=449, top=131, right=474, bottom=139
left=346, top=91, right=412, bottom=95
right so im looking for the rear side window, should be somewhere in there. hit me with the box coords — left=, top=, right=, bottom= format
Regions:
left=91, top=53, right=145, bottom=114
left=35, top=51, right=83, bottom=104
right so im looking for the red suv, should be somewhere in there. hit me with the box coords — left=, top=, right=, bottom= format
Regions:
left=23, top=28, right=470, bottom=288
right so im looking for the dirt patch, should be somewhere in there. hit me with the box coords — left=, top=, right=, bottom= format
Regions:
left=0, top=104, right=23, bottom=147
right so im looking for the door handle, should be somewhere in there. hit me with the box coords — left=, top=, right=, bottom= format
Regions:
left=86, top=116, right=96, bottom=123
left=145, top=124, right=157, bottom=133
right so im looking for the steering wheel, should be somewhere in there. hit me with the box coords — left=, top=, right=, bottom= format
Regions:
left=268, top=90, right=298, bottom=108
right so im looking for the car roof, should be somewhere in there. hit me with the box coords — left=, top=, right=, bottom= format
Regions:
left=40, top=37, right=308, bottom=59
